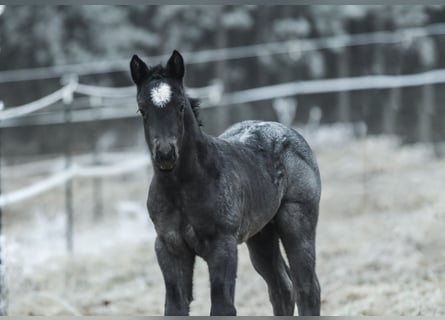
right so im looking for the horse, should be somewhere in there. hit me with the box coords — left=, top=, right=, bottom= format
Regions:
left=129, top=50, right=321, bottom=316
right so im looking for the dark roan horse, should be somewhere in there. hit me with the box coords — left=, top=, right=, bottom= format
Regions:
left=130, top=50, right=321, bottom=316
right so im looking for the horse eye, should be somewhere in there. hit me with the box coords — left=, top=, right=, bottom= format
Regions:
left=179, top=104, right=185, bottom=112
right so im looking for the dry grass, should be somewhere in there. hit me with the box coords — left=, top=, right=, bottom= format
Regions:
left=3, top=134, right=445, bottom=315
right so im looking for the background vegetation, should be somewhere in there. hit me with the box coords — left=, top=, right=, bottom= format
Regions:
left=1, top=5, right=445, bottom=156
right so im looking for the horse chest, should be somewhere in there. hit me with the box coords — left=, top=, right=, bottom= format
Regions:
left=180, top=204, right=217, bottom=253
left=151, top=202, right=216, bottom=256
left=149, top=178, right=230, bottom=255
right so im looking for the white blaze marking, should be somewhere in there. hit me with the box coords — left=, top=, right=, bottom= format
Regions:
left=150, top=82, right=171, bottom=108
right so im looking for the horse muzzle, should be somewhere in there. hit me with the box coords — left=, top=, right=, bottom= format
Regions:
left=154, top=142, right=178, bottom=172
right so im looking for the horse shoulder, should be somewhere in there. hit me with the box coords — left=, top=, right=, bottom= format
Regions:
left=147, top=179, right=185, bottom=248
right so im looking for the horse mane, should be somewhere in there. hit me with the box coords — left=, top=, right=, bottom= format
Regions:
left=188, top=96, right=203, bottom=127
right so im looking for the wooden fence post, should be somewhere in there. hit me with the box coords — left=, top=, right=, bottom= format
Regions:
left=383, top=86, right=400, bottom=136
left=91, top=97, right=103, bottom=221
left=418, top=81, right=434, bottom=144
left=337, top=48, right=351, bottom=123
left=0, top=111, right=7, bottom=315
left=417, top=36, right=436, bottom=144
left=214, top=6, right=230, bottom=134
left=62, top=75, right=77, bottom=253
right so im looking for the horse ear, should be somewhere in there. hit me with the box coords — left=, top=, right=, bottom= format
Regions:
left=166, top=50, right=184, bottom=80
left=130, top=54, right=149, bottom=85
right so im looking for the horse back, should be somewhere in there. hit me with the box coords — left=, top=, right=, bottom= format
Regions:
left=219, top=120, right=321, bottom=205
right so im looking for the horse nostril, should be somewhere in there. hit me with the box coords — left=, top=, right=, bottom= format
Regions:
left=169, top=144, right=177, bottom=160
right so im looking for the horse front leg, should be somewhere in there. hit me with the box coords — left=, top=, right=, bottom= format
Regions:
left=204, top=234, right=238, bottom=316
left=155, top=237, right=195, bottom=316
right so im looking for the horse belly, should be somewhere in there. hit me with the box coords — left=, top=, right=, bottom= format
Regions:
left=238, top=179, right=283, bottom=242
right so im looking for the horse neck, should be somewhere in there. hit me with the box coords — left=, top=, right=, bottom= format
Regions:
left=176, top=104, right=210, bottom=179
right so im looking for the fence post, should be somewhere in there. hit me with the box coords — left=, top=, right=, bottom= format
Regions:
left=91, top=97, right=103, bottom=221
left=383, top=86, right=400, bottom=135
left=417, top=36, right=436, bottom=144
left=213, top=6, right=230, bottom=134
left=381, top=41, right=400, bottom=136
left=0, top=102, right=7, bottom=315
left=418, top=81, right=434, bottom=144
left=337, top=48, right=351, bottom=123
left=62, top=75, right=77, bottom=253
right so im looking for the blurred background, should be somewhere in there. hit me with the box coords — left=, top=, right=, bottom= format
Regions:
left=0, top=5, right=444, bottom=315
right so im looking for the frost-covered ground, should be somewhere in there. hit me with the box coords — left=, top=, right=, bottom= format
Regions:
left=2, top=125, right=445, bottom=315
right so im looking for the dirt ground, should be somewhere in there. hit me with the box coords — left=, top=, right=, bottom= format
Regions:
left=2, top=129, right=445, bottom=315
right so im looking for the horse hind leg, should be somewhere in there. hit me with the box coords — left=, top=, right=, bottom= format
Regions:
left=246, top=223, right=295, bottom=315
left=275, top=201, right=321, bottom=316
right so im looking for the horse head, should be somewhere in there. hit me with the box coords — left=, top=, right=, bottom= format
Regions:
left=130, top=50, right=190, bottom=172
